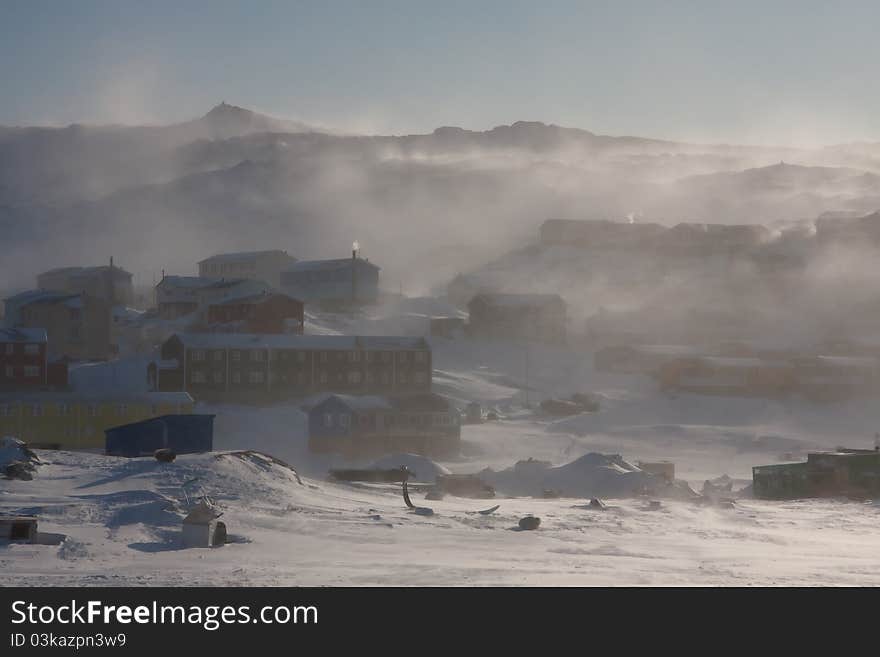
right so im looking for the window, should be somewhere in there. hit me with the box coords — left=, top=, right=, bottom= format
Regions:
left=360, top=414, right=370, bottom=427
left=192, top=349, right=206, bottom=361
left=348, top=371, right=362, bottom=384
left=399, top=372, right=408, bottom=384
left=85, top=426, right=94, bottom=437
left=191, top=371, right=206, bottom=383
left=365, top=372, right=374, bottom=384
left=24, top=366, right=40, bottom=378
left=319, top=371, right=328, bottom=384
left=231, top=351, right=241, bottom=361
left=381, top=352, right=391, bottom=363
left=4, top=365, right=13, bottom=378
left=213, top=371, right=224, bottom=384
left=349, top=351, right=360, bottom=362
left=297, top=351, right=306, bottom=363
left=116, top=404, right=128, bottom=416
left=365, top=351, right=373, bottom=362
left=320, top=352, right=328, bottom=363
left=324, top=413, right=333, bottom=428
left=68, top=326, right=80, bottom=340
left=415, top=351, right=427, bottom=364
left=399, top=352, right=408, bottom=363
left=248, top=371, right=265, bottom=384
left=0, top=404, right=9, bottom=417
left=232, top=371, right=241, bottom=384
left=339, top=413, right=350, bottom=428
left=24, top=344, right=39, bottom=355
left=381, top=371, right=390, bottom=384
left=214, top=351, right=224, bottom=361
left=296, top=371, right=307, bottom=385
left=88, top=404, right=98, bottom=417
left=414, top=372, right=427, bottom=384
left=251, top=350, right=265, bottom=362
left=58, top=403, right=71, bottom=416
left=4, top=344, right=12, bottom=355
left=31, top=404, right=43, bottom=417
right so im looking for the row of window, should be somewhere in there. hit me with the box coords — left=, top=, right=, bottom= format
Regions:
left=3, top=344, right=41, bottom=356
left=189, top=349, right=428, bottom=364
left=322, top=412, right=456, bottom=429
left=2, top=365, right=42, bottom=378
left=0, top=403, right=172, bottom=417
left=190, top=369, right=429, bottom=386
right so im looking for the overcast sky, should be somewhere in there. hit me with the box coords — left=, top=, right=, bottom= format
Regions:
left=3, top=0, right=879, bottom=145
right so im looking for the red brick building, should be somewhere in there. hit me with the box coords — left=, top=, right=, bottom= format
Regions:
left=205, top=292, right=304, bottom=334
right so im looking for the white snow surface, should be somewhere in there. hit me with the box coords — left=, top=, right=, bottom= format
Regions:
left=5, top=304, right=880, bottom=585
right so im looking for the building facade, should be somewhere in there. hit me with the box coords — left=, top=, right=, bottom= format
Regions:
left=150, top=333, right=432, bottom=401
left=37, top=264, right=134, bottom=306
left=5, top=291, right=111, bottom=361
left=205, top=292, right=304, bottom=334
left=198, top=250, right=296, bottom=288
left=467, top=293, right=567, bottom=343
left=308, top=393, right=460, bottom=456
left=0, top=392, right=195, bottom=449
left=0, top=328, right=48, bottom=390
left=280, top=257, right=380, bottom=305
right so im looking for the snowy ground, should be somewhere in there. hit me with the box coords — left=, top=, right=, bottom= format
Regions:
left=4, top=305, right=880, bottom=585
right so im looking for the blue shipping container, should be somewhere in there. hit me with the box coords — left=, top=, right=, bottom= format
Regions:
left=105, top=414, right=215, bottom=457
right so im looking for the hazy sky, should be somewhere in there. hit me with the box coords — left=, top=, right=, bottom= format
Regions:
left=3, top=0, right=880, bottom=145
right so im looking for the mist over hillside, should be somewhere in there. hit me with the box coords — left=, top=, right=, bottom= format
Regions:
left=2, top=103, right=880, bottom=294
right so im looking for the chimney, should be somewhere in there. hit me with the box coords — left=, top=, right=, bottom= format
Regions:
left=351, top=241, right=360, bottom=304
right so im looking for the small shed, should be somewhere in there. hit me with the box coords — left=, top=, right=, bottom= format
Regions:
left=181, top=500, right=222, bottom=548
left=105, top=414, right=214, bottom=457
left=0, top=515, right=38, bottom=543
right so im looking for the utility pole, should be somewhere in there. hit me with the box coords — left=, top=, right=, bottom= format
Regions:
left=351, top=241, right=359, bottom=305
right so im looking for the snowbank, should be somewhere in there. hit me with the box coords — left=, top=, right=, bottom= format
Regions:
left=369, top=453, right=451, bottom=484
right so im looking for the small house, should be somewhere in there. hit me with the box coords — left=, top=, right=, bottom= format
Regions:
left=308, top=393, right=461, bottom=456
left=105, top=414, right=214, bottom=457
left=657, top=356, right=794, bottom=397
left=181, top=500, right=222, bottom=548
left=467, top=293, right=567, bottom=343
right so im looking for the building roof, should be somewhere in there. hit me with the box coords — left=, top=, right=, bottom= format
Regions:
left=0, top=391, right=194, bottom=404
left=210, top=291, right=302, bottom=307
left=40, top=265, right=133, bottom=279
left=284, top=257, right=380, bottom=273
left=469, top=293, right=565, bottom=309
left=0, top=328, right=47, bottom=343
left=315, top=392, right=453, bottom=413
left=3, top=289, right=83, bottom=308
left=198, top=250, right=293, bottom=265
left=169, top=333, right=427, bottom=351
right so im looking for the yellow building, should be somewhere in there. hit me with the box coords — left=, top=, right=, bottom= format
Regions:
left=0, top=392, right=195, bottom=450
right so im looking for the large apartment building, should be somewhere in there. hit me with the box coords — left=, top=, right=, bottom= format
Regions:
left=149, top=333, right=432, bottom=402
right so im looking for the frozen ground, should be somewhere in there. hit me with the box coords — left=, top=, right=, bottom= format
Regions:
left=4, top=306, right=880, bottom=585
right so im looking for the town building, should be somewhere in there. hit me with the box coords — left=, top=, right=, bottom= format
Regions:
left=197, top=250, right=296, bottom=288
left=205, top=292, right=304, bottom=334
left=467, top=293, right=567, bottom=343
left=3, top=291, right=111, bottom=361
left=657, top=356, right=794, bottom=397
left=753, top=449, right=880, bottom=499
left=154, top=276, right=272, bottom=320
left=539, top=218, right=666, bottom=250
left=280, top=257, right=380, bottom=305
left=308, top=393, right=460, bottom=456
left=1, top=328, right=49, bottom=390
left=593, top=344, right=706, bottom=375
left=105, top=414, right=214, bottom=457
left=0, top=391, right=194, bottom=449
left=149, top=333, right=432, bottom=402
left=37, top=262, right=134, bottom=306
